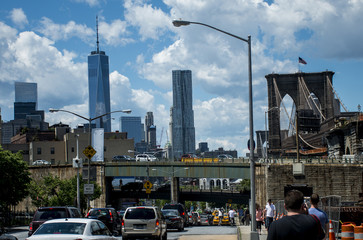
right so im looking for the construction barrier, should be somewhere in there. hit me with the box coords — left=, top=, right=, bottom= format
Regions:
left=328, top=220, right=335, bottom=240
left=341, top=223, right=355, bottom=240
left=355, top=224, right=363, bottom=240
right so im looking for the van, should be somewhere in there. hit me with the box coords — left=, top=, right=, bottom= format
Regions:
left=121, top=206, right=167, bottom=240
left=28, top=206, right=82, bottom=236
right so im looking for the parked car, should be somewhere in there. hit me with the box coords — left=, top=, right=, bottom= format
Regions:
left=112, top=155, right=133, bottom=162
left=25, top=218, right=116, bottom=240
left=122, top=206, right=167, bottom=240
left=32, top=160, right=50, bottom=166
left=86, top=208, right=121, bottom=235
left=28, top=206, right=82, bottom=236
left=135, top=154, right=157, bottom=162
left=120, top=182, right=143, bottom=191
left=0, top=229, right=18, bottom=240
left=162, top=203, right=189, bottom=227
left=161, top=209, right=184, bottom=231
left=199, top=213, right=212, bottom=225
left=217, top=154, right=233, bottom=161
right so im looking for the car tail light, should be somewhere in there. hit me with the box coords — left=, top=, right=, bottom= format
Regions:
left=122, top=219, right=124, bottom=226
left=29, top=222, right=33, bottom=231
left=156, top=219, right=160, bottom=226
left=109, top=210, right=113, bottom=222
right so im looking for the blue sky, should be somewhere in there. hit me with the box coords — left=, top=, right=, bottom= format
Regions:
left=0, top=0, right=362, bottom=157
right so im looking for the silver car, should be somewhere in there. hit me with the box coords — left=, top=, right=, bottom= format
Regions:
left=122, top=206, right=167, bottom=240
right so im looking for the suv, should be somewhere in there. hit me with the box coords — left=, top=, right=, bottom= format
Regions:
left=162, top=203, right=189, bottom=227
left=135, top=154, right=157, bottom=162
left=86, top=207, right=121, bottom=235
left=28, top=206, right=82, bottom=236
left=122, top=206, right=167, bottom=240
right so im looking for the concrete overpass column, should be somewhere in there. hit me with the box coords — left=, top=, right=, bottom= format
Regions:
left=171, top=177, right=179, bottom=203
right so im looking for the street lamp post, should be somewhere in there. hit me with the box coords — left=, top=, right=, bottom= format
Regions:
left=172, top=20, right=257, bottom=239
left=49, top=108, right=131, bottom=209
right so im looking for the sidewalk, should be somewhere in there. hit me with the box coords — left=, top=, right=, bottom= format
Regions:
left=237, top=225, right=268, bottom=240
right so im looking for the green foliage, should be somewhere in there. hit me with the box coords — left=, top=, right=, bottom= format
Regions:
left=28, top=174, right=101, bottom=211
left=237, top=179, right=251, bottom=192
left=0, top=147, right=31, bottom=210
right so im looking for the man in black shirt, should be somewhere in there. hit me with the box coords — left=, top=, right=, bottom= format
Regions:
left=267, top=190, right=324, bottom=240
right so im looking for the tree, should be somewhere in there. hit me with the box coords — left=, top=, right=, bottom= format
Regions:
left=237, top=179, right=251, bottom=192
left=28, top=174, right=101, bottom=212
left=0, top=147, right=31, bottom=210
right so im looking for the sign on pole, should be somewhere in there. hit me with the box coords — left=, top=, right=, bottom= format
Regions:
left=84, top=184, right=94, bottom=195
left=83, top=145, right=96, bottom=159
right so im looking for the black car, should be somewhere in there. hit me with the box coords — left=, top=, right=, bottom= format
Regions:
left=112, top=155, right=133, bottom=162
left=86, top=207, right=121, bottom=235
left=121, top=182, right=143, bottom=191
left=161, top=209, right=184, bottom=231
left=28, top=206, right=82, bottom=236
left=0, top=228, right=18, bottom=240
left=162, top=203, right=189, bottom=227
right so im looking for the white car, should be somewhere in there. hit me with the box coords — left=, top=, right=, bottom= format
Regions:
left=26, top=218, right=117, bottom=240
left=135, top=154, right=157, bottom=162
left=32, top=160, right=50, bottom=166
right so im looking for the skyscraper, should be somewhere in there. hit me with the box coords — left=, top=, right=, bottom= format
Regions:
left=169, top=70, right=195, bottom=159
left=120, top=116, right=143, bottom=145
left=14, top=82, right=44, bottom=121
left=88, top=17, right=111, bottom=132
left=145, top=112, right=157, bottom=150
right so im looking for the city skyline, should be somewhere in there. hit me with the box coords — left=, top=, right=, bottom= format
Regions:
left=0, top=1, right=363, bottom=156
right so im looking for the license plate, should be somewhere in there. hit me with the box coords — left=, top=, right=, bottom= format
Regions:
left=134, top=224, right=146, bottom=229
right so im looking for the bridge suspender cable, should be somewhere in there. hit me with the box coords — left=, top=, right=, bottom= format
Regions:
left=273, top=77, right=321, bottom=150
left=299, top=76, right=327, bottom=121
left=326, top=75, right=348, bottom=112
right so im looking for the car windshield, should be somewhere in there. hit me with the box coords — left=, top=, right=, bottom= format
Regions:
left=162, top=210, right=178, bottom=216
left=34, top=222, right=86, bottom=235
left=34, top=209, right=67, bottom=221
left=88, top=209, right=109, bottom=217
left=125, top=208, right=155, bottom=219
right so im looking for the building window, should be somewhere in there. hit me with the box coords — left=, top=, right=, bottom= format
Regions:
left=37, top=148, right=41, bottom=155
left=71, top=147, right=74, bottom=153
left=51, top=147, right=55, bottom=154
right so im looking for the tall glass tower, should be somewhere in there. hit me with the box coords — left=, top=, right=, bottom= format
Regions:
left=88, top=17, right=111, bottom=132
left=169, top=70, right=195, bottom=159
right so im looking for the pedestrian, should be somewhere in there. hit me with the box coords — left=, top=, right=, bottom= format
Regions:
left=309, top=193, right=328, bottom=240
left=218, top=209, right=223, bottom=226
left=264, top=199, right=276, bottom=231
left=267, top=189, right=325, bottom=240
left=244, top=207, right=250, bottom=226
left=239, top=208, right=244, bottom=225
left=228, top=208, right=235, bottom=225
left=256, top=203, right=264, bottom=234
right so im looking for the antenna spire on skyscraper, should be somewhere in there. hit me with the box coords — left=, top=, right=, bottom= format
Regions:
left=96, top=15, right=99, bottom=53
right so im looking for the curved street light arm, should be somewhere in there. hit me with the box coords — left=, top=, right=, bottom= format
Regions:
left=173, top=20, right=248, bottom=43
left=49, top=109, right=90, bottom=122
left=90, top=109, right=132, bottom=122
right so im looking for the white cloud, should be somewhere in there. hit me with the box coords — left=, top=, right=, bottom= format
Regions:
left=124, top=0, right=172, bottom=40
left=38, top=17, right=94, bottom=43
left=0, top=23, right=88, bottom=115
left=9, top=8, right=28, bottom=28
left=98, top=19, right=134, bottom=46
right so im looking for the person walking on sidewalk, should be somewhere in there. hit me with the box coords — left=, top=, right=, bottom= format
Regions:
left=218, top=209, right=223, bottom=226
left=309, top=193, right=328, bottom=240
left=267, top=190, right=324, bottom=240
left=256, top=203, right=264, bottom=234
left=264, top=199, right=275, bottom=231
